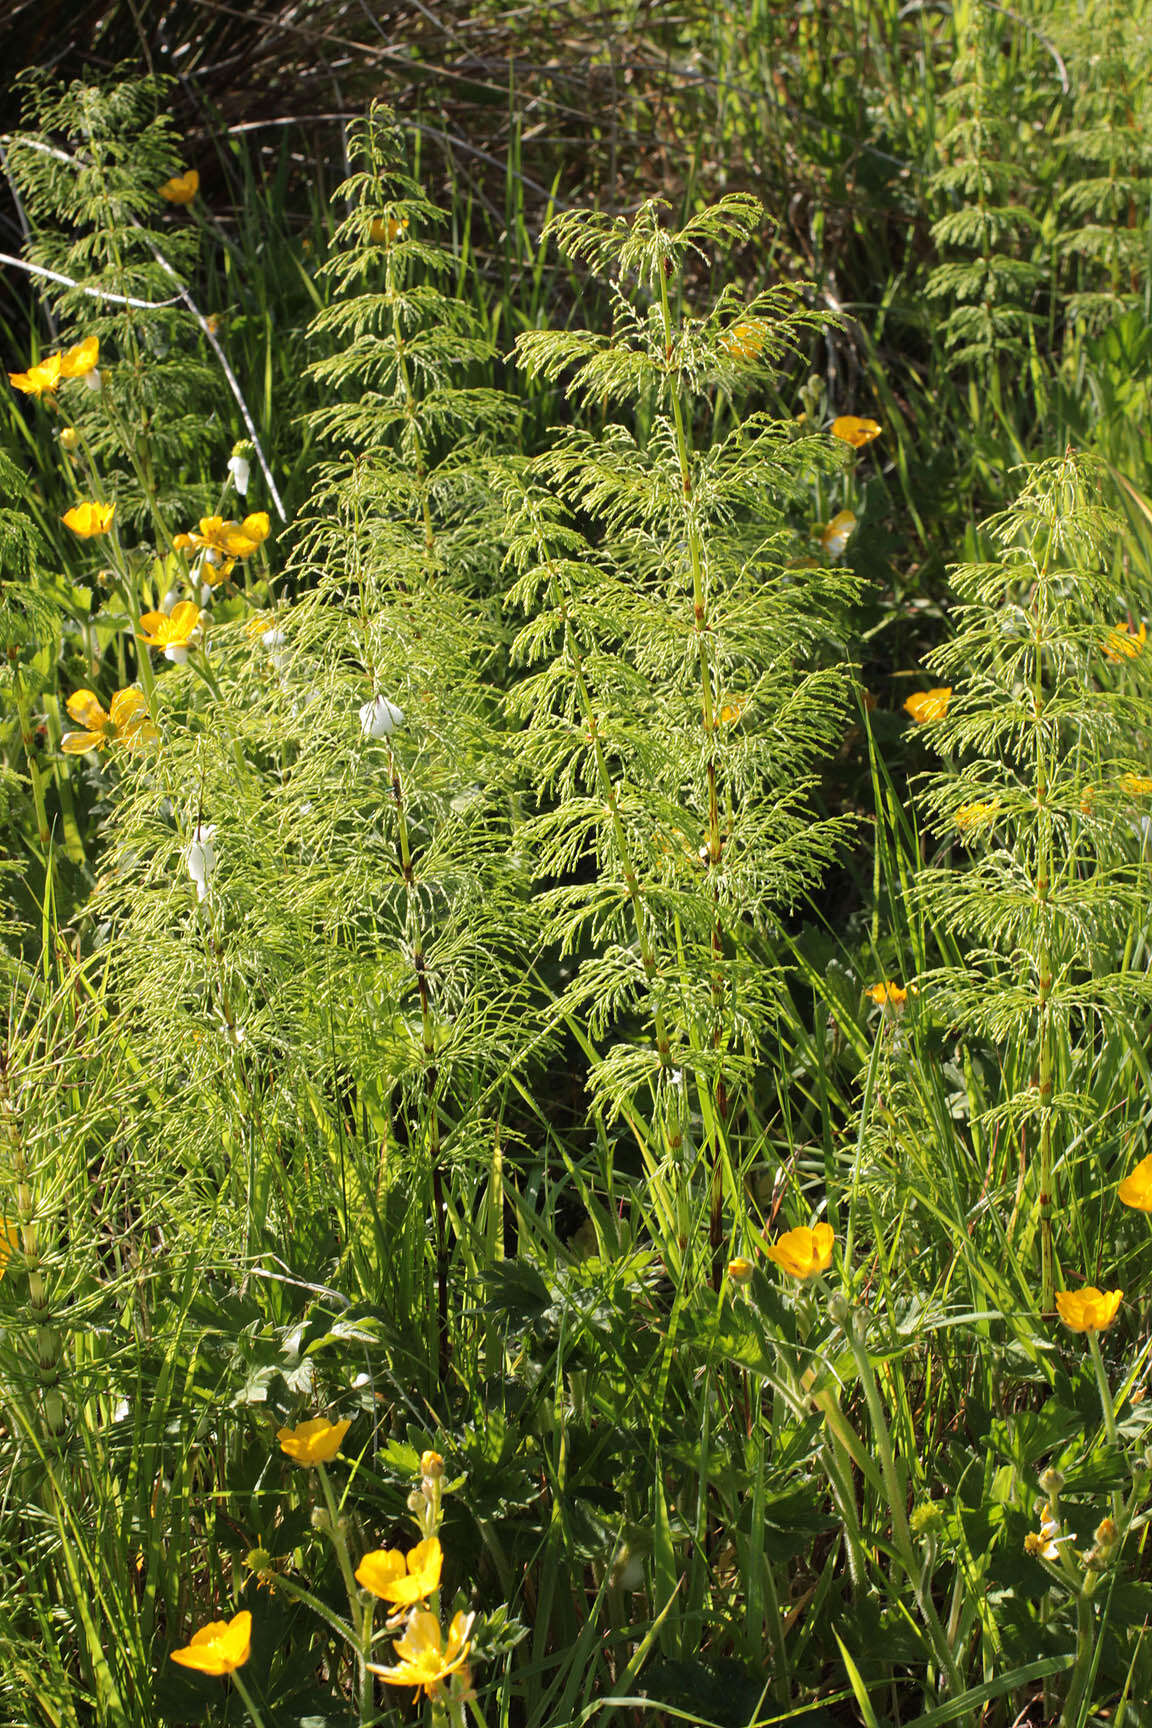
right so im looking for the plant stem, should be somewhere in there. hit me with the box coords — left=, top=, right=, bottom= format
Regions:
left=842, top=1309, right=967, bottom=1707
left=318, top=1463, right=374, bottom=1715
left=230, top=1668, right=273, bottom=1728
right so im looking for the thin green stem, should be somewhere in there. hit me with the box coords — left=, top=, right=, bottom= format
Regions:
left=842, top=1312, right=967, bottom=1706
left=230, top=1668, right=273, bottom=1728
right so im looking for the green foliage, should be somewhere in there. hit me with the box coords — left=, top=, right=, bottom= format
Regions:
left=4, top=29, right=1152, bottom=1728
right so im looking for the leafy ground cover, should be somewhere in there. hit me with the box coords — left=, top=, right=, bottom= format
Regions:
left=4, top=6, right=1152, bottom=1726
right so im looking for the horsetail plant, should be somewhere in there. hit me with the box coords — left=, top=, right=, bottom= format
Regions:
left=89, top=106, right=527, bottom=1396
left=909, top=452, right=1152, bottom=1314
left=504, top=195, right=860, bottom=1287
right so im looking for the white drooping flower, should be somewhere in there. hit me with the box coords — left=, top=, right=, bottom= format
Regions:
left=227, top=450, right=251, bottom=497
left=359, top=694, right=405, bottom=739
left=262, top=626, right=289, bottom=674
left=84, top=369, right=102, bottom=393
left=186, top=823, right=217, bottom=901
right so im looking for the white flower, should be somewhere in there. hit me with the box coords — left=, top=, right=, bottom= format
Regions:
left=84, top=369, right=102, bottom=393
left=161, top=587, right=180, bottom=616
left=227, top=452, right=251, bottom=496
left=262, top=627, right=289, bottom=674
left=167, top=644, right=190, bottom=664
left=360, top=694, right=405, bottom=739
left=186, top=823, right=217, bottom=901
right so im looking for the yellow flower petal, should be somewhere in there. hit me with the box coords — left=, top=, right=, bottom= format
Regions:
left=368, top=1608, right=474, bottom=1696
left=170, top=1609, right=251, bottom=1676
left=356, top=1537, right=442, bottom=1605
left=721, top=319, right=767, bottom=362
left=62, top=501, right=116, bottom=538
left=904, top=687, right=951, bottom=723
left=1118, top=1154, right=1152, bottom=1212
left=9, top=353, right=63, bottom=395
left=138, top=602, right=203, bottom=650
left=830, top=415, right=881, bottom=448
left=60, top=729, right=106, bottom=755
left=954, top=800, right=1000, bottom=831
left=1105, top=621, right=1146, bottom=662
left=1121, top=773, right=1152, bottom=796
left=58, top=336, right=99, bottom=379
left=865, top=980, right=907, bottom=1008
left=276, top=1415, right=351, bottom=1466
left=159, top=169, right=199, bottom=204
left=764, top=1223, right=835, bottom=1281
left=66, top=689, right=106, bottom=727
left=1055, top=1287, right=1123, bottom=1334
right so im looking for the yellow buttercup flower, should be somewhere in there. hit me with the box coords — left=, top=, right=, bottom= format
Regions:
left=170, top=1609, right=251, bottom=1676
left=721, top=319, right=767, bottom=361
left=138, top=601, right=203, bottom=661
left=904, top=687, right=951, bottom=723
left=764, top=1222, right=835, bottom=1281
left=61, top=687, right=156, bottom=753
left=368, top=1608, right=474, bottom=1697
left=865, top=980, right=907, bottom=1008
left=717, top=694, right=748, bottom=726
left=178, top=513, right=270, bottom=560
left=955, top=800, right=999, bottom=831
left=1117, top=1153, right=1152, bottom=1211
left=727, top=1256, right=754, bottom=1285
left=830, top=415, right=881, bottom=449
left=1105, top=621, right=1146, bottom=662
left=276, top=1415, right=351, bottom=1465
left=9, top=353, right=62, bottom=395
left=159, top=169, right=199, bottom=204
left=1121, top=773, right=1152, bottom=796
left=63, top=501, right=116, bottom=538
left=356, top=1537, right=442, bottom=1605
left=58, top=336, right=99, bottom=380
left=420, top=1450, right=445, bottom=1480
left=1055, top=1287, right=1123, bottom=1334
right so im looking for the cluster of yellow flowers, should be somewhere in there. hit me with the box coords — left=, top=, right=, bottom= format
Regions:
left=6, top=330, right=277, bottom=761
left=173, top=511, right=270, bottom=583
left=8, top=335, right=100, bottom=397
left=173, top=1423, right=475, bottom=1701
